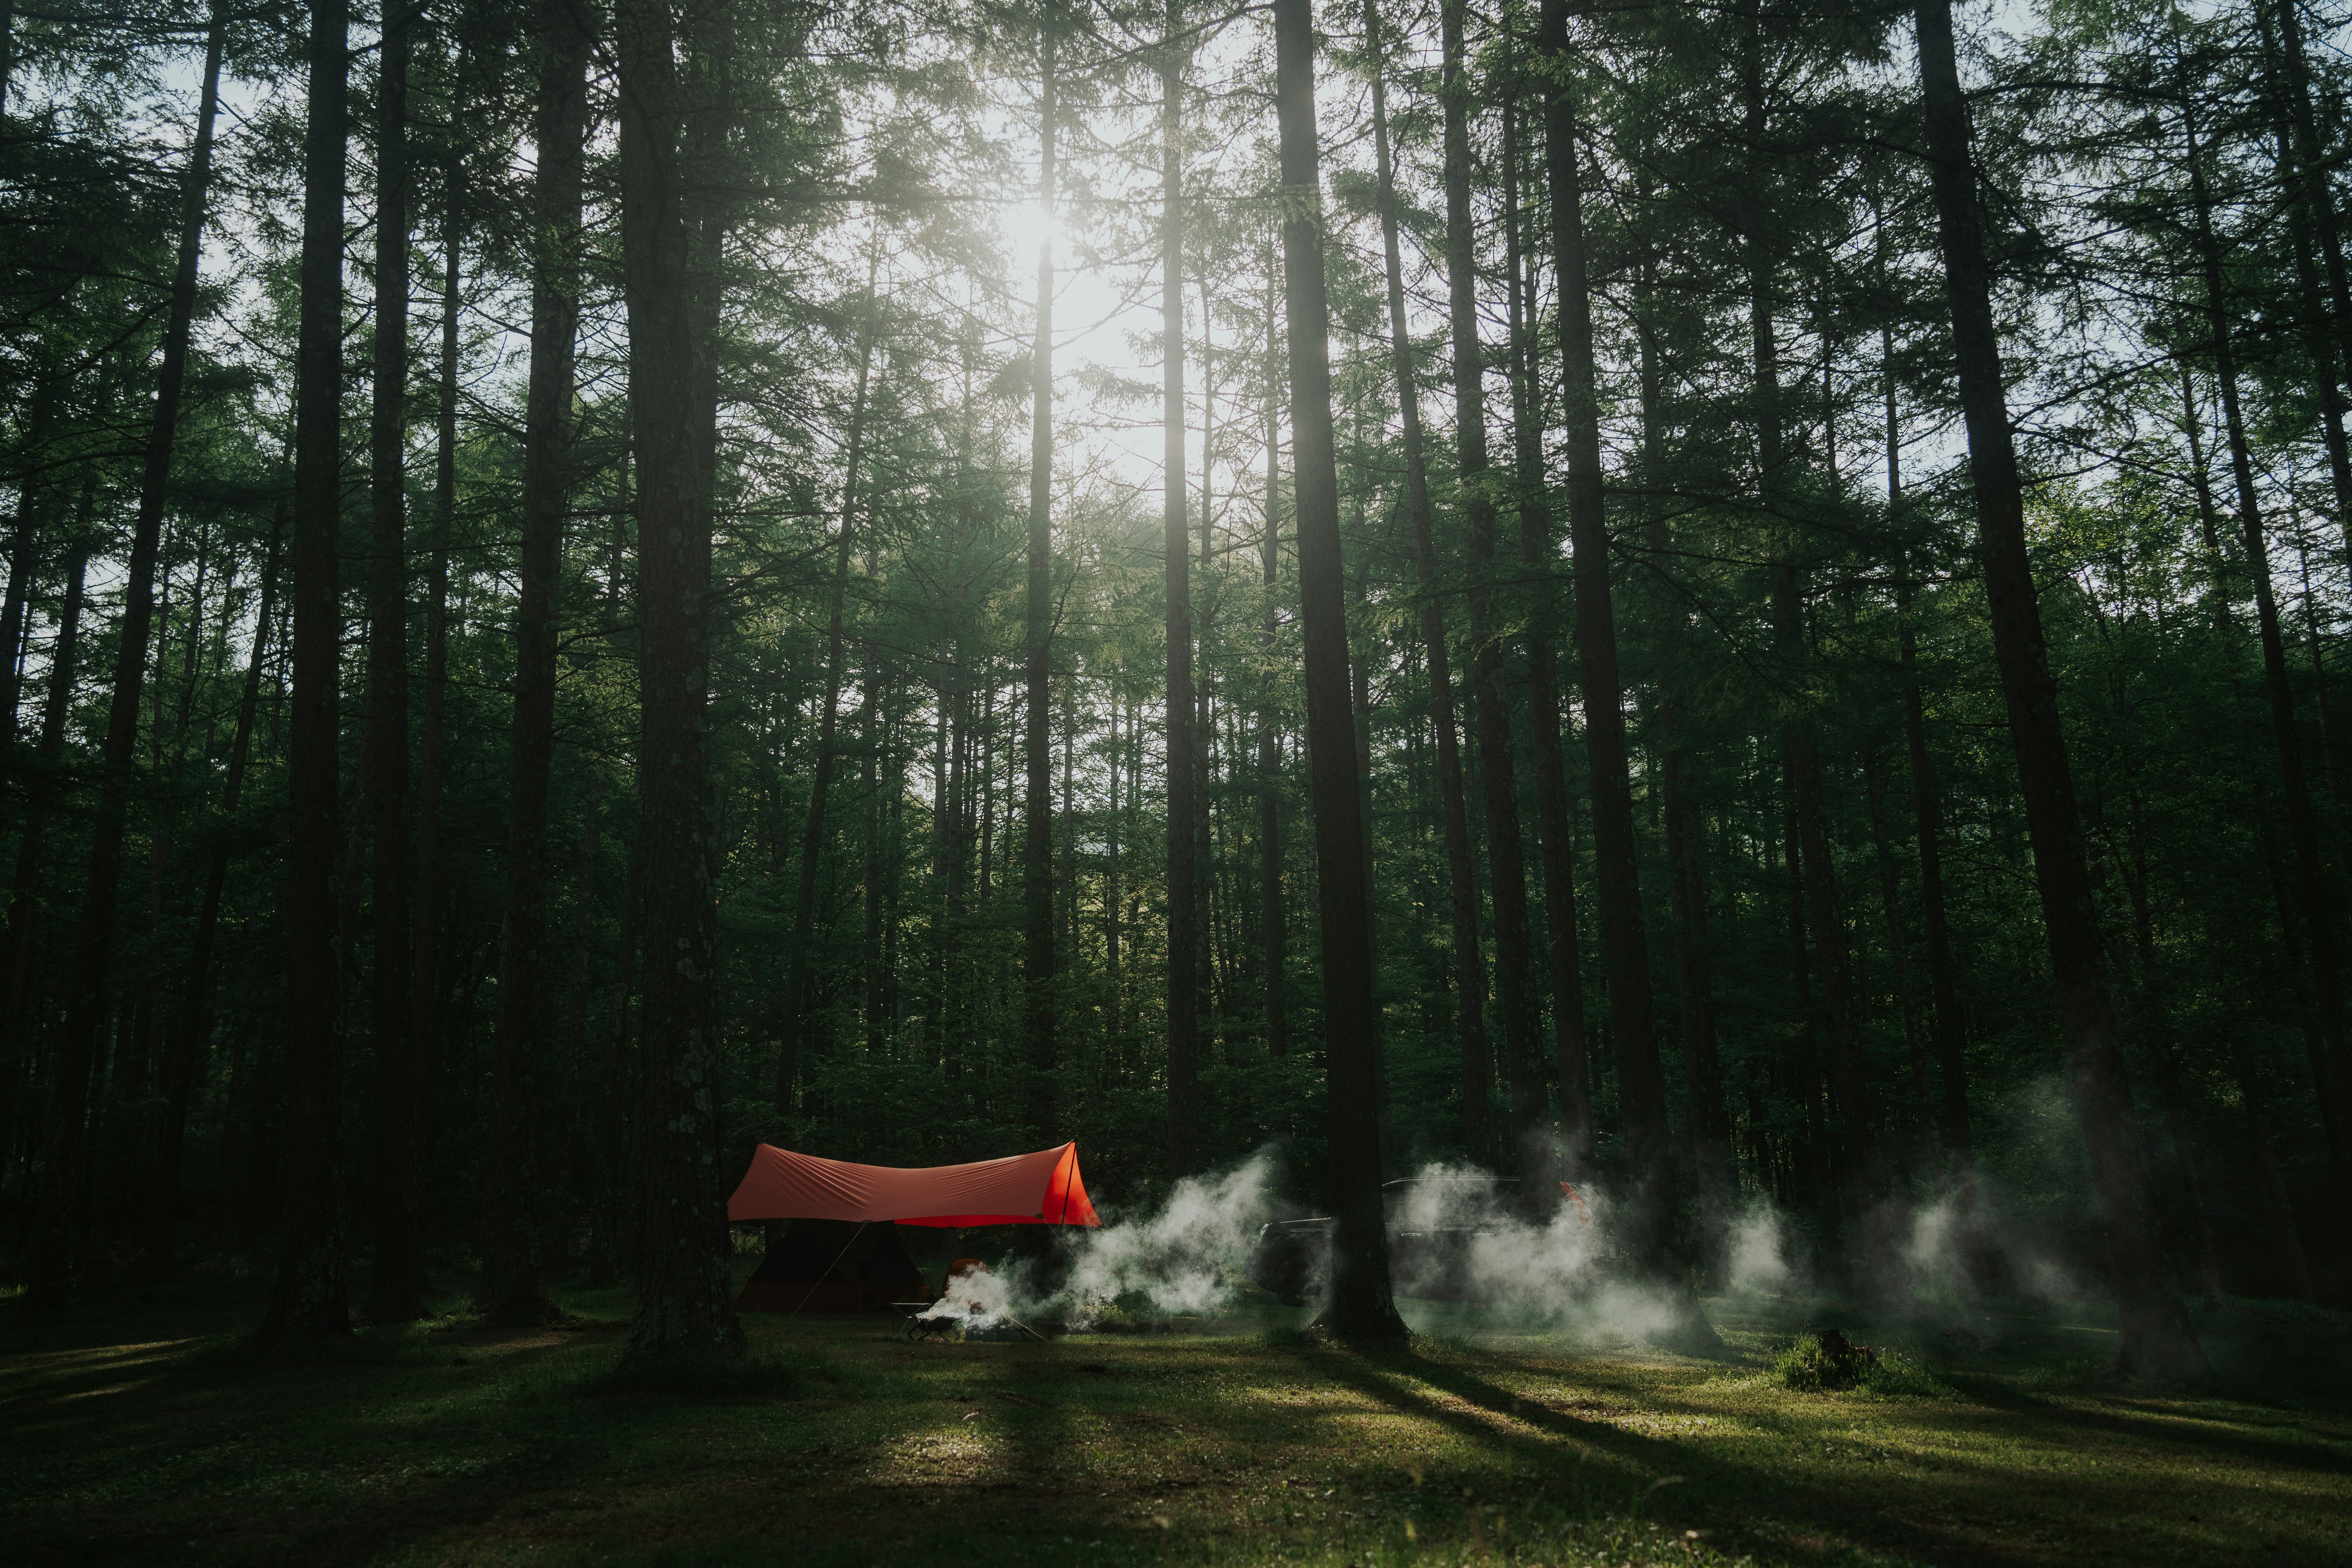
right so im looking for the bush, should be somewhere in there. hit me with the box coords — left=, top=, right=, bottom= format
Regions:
left=1773, top=1330, right=1954, bottom=1398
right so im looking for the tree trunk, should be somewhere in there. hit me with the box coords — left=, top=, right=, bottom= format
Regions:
left=1896, top=578, right=1974, bottom=1183
left=1274, top=0, right=1405, bottom=1342
left=256, top=0, right=352, bottom=1343
left=1443, top=0, right=1538, bottom=1170
left=1503, top=89, right=1590, bottom=1177
left=1861, top=743, right=1938, bottom=1168
left=2238, top=1046, right=2316, bottom=1305
left=483, top=0, right=588, bottom=1324
left=152, top=508, right=278, bottom=1274
left=1368, top=0, right=1491, bottom=1164
left=1539, top=0, right=1704, bottom=1337
left=366, top=4, right=421, bottom=1322
left=1259, top=264, right=1286, bottom=1062
left=2267, top=0, right=2352, bottom=561
left=615, top=0, right=744, bottom=1366
left=29, top=0, right=229, bottom=1314
left=2, top=540, right=86, bottom=1055
left=2151, top=1042, right=2222, bottom=1309
left=412, top=76, right=462, bottom=1221
left=1023, top=11, right=1059, bottom=1133
left=1163, top=3, right=1200, bottom=1171
left=776, top=235, right=881, bottom=1116
left=0, top=472, right=90, bottom=1023
left=1914, top=0, right=2202, bottom=1377
left=2186, top=109, right=2352, bottom=1190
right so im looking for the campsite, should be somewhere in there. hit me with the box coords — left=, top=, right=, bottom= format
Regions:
left=18, top=0, right=2352, bottom=1561
left=7, top=1241, right=2351, bottom=1566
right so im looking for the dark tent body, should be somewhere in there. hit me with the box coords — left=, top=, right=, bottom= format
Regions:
left=738, top=1218, right=928, bottom=1313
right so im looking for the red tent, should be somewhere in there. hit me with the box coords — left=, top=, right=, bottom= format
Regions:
left=726, top=1142, right=1100, bottom=1229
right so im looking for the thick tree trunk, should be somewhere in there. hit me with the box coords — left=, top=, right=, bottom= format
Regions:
left=1368, top=0, right=1491, bottom=1163
left=1275, top=0, right=1404, bottom=1341
left=1540, top=0, right=1704, bottom=1339
left=483, top=0, right=588, bottom=1324
left=29, top=0, right=229, bottom=1314
left=1024, top=13, right=1059, bottom=1132
left=616, top=0, right=744, bottom=1366
left=366, top=6, right=421, bottom=1323
left=257, top=0, right=352, bottom=1343
left=1915, top=0, right=2201, bottom=1377
left=1163, top=5, right=1200, bottom=1171
left=1503, top=91, right=1590, bottom=1176
left=775, top=237, right=881, bottom=1116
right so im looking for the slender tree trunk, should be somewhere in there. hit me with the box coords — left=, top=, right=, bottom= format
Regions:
left=1895, top=578, right=1973, bottom=1184
left=1443, top=0, right=1537, bottom=1170
left=2150, top=1042, right=2222, bottom=1309
left=256, top=0, right=352, bottom=1343
left=1915, top=0, right=2201, bottom=1377
left=2187, top=112, right=2352, bottom=1186
left=1540, top=0, right=1704, bottom=1336
left=1368, top=0, right=1490, bottom=1163
left=412, top=93, right=461, bottom=1213
left=1275, top=0, right=1404, bottom=1341
left=0, top=472, right=37, bottom=762
left=1631, top=149, right=1728, bottom=1256
left=1503, top=90, right=1589, bottom=1177
left=615, top=0, right=744, bottom=1365
left=1023, top=11, right=1060, bottom=1132
left=2, top=541, right=86, bottom=1050
left=2269, top=0, right=2352, bottom=561
left=366, top=4, right=421, bottom=1322
left=1862, top=744, right=1938, bottom=1167
left=483, top=0, right=588, bottom=1323
left=1162, top=4, right=1200, bottom=1171
left=0, top=469, right=87, bottom=1010
left=152, top=510, right=278, bottom=1274
left=2239, top=1046, right=2316, bottom=1304
left=1258, top=277, right=1286, bottom=1062
left=776, top=236, right=881, bottom=1115
left=29, top=0, right=230, bottom=1314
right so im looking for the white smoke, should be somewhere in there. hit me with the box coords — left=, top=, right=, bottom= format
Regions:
left=1378, top=1162, right=1695, bottom=1345
left=925, top=1257, right=1025, bottom=1332
left=1058, top=1151, right=1281, bottom=1321
left=1728, top=1206, right=1793, bottom=1294
left=918, top=1154, right=1714, bottom=1346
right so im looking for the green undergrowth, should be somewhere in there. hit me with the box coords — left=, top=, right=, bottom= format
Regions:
left=1768, top=1331, right=1957, bottom=1399
left=4, top=1266, right=2349, bottom=1567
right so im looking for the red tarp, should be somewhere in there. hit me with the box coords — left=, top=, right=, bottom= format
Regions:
left=726, top=1142, right=1100, bottom=1229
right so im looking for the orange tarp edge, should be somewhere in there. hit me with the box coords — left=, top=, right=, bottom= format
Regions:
left=725, top=1142, right=1101, bottom=1228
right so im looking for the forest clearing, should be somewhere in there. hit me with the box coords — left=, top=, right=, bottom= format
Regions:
left=13, top=0, right=2352, bottom=1547
left=7, top=1266, right=2350, bottom=1567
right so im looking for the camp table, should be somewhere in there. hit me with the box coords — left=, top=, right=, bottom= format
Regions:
left=897, top=1301, right=958, bottom=1342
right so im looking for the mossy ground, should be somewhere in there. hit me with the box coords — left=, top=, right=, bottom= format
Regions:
left=5, top=1265, right=2348, bottom=1566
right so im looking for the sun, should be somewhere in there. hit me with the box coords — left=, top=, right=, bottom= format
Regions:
left=1002, top=199, right=1061, bottom=261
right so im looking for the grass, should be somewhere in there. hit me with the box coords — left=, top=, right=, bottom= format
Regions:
left=5, top=1263, right=2350, bottom=1566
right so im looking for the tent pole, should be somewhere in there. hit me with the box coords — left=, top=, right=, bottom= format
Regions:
left=788, top=1220, right=870, bottom=1318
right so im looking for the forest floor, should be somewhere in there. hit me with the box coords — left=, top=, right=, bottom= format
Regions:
left=4, top=1263, right=2350, bottom=1567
